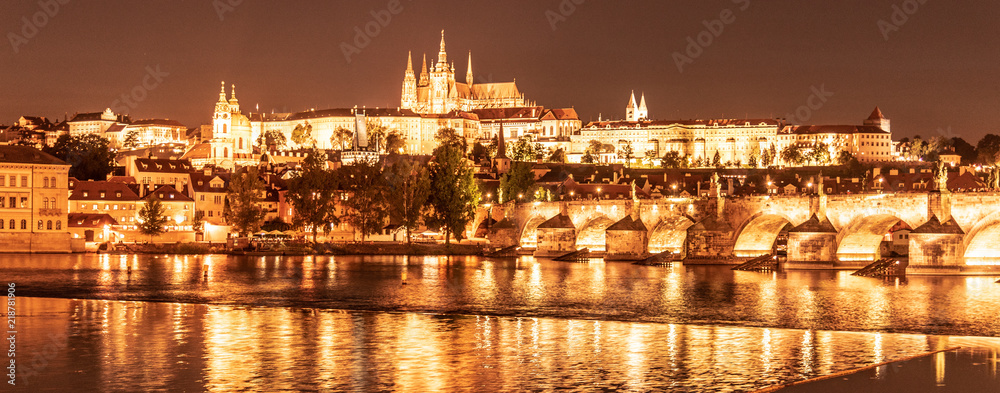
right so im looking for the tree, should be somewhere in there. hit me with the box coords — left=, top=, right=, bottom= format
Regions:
left=435, top=128, right=467, bottom=152
left=548, top=147, right=568, bottom=163
left=262, top=217, right=293, bottom=232
left=511, top=135, right=539, bottom=162
left=951, top=137, right=977, bottom=164
left=836, top=149, right=855, bottom=165
left=341, top=159, right=389, bottom=242
left=661, top=151, right=685, bottom=169
left=256, top=129, right=287, bottom=151
left=366, top=119, right=388, bottom=153
left=123, top=130, right=139, bottom=149
left=137, top=196, right=169, bottom=242
left=712, top=150, right=722, bottom=168
left=977, top=134, right=1000, bottom=165
left=385, top=158, right=431, bottom=243
left=582, top=140, right=602, bottom=164
left=385, top=130, right=406, bottom=155
left=226, top=166, right=268, bottom=237
left=808, top=142, right=831, bottom=165
left=43, top=134, right=117, bottom=181
left=332, top=127, right=353, bottom=150
left=618, top=141, right=634, bottom=167
left=192, top=210, right=205, bottom=234
left=286, top=150, right=342, bottom=242
left=426, top=142, right=479, bottom=245
left=499, top=162, right=537, bottom=203
left=291, top=123, right=314, bottom=147
left=780, top=145, right=804, bottom=166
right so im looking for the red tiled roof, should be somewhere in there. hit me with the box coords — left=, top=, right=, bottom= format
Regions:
left=68, top=213, right=119, bottom=228
left=69, top=181, right=141, bottom=201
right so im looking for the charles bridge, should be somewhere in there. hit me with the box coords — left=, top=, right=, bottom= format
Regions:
left=475, top=190, right=1000, bottom=272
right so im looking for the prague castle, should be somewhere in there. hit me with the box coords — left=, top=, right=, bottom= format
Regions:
left=401, top=31, right=531, bottom=114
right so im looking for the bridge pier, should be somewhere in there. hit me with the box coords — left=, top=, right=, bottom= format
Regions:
left=487, top=218, right=519, bottom=248
left=786, top=214, right=838, bottom=269
left=534, top=214, right=576, bottom=257
left=605, top=216, right=649, bottom=261
left=685, top=215, right=735, bottom=261
left=908, top=215, right=966, bottom=268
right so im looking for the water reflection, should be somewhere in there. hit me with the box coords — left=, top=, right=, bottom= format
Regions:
left=4, top=254, right=1000, bottom=337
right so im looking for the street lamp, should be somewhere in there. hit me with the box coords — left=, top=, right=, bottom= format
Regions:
left=671, top=183, right=677, bottom=196
left=597, top=187, right=602, bottom=200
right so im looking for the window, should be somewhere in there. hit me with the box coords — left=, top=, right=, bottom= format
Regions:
left=208, top=210, right=213, bottom=217
left=42, top=177, right=48, bottom=188
left=9, top=220, right=13, bottom=230
left=83, top=191, right=89, bottom=197
left=0, top=220, right=4, bottom=229
left=21, top=176, right=27, bottom=187
left=55, top=221, right=61, bottom=230
left=200, top=195, right=205, bottom=202
left=8, top=176, right=14, bottom=187
left=116, top=191, right=122, bottom=198
left=100, top=192, right=105, bottom=198
left=20, top=197, right=26, bottom=208
left=0, top=198, right=4, bottom=208
left=37, top=220, right=42, bottom=230
left=0, top=176, right=4, bottom=187
left=42, top=197, right=48, bottom=209
left=46, top=221, right=52, bottom=230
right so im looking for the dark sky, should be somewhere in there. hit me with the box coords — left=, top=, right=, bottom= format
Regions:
left=2, top=0, right=998, bottom=142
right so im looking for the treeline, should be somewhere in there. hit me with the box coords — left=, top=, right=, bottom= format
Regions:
left=225, top=128, right=480, bottom=244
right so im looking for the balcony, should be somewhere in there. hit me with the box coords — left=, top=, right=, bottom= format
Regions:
left=38, top=208, right=64, bottom=216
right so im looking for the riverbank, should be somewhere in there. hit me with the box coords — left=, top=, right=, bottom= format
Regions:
left=103, top=241, right=487, bottom=256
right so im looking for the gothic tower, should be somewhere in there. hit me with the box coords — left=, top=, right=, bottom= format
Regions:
left=626, top=91, right=638, bottom=122
left=213, top=81, right=232, bottom=138
left=863, top=106, right=891, bottom=133
left=637, top=93, right=648, bottom=121
left=401, top=51, right=417, bottom=110
left=466, top=51, right=474, bottom=87
left=429, top=30, right=452, bottom=114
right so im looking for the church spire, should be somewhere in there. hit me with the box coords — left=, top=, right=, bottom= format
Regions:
left=466, top=51, right=473, bottom=86
left=437, top=30, right=447, bottom=68
left=406, top=51, right=413, bottom=73
left=639, top=93, right=647, bottom=110
left=419, top=53, right=429, bottom=86
left=218, top=81, right=227, bottom=102
left=627, top=91, right=637, bottom=108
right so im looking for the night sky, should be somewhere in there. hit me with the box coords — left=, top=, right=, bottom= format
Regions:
left=2, top=0, right=998, bottom=142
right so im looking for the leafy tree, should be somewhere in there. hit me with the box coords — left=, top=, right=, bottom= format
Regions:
left=661, top=151, right=685, bottom=169
left=951, top=137, right=977, bottom=164
left=836, top=149, right=855, bottom=165
left=748, top=154, right=758, bottom=168
left=286, top=150, right=342, bottom=242
left=123, top=130, right=139, bottom=149
left=192, top=210, right=205, bottom=234
left=485, top=135, right=498, bottom=158
left=618, top=141, right=635, bottom=167
left=426, top=142, right=480, bottom=245
left=261, top=217, right=293, bottom=232
left=226, top=166, right=268, bottom=237
left=291, top=123, right=314, bottom=147
left=511, top=136, right=539, bottom=162
left=385, top=158, right=431, bottom=243
left=780, top=145, right=804, bottom=166
left=548, top=147, right=568, bottom=163
left=976, top=134, right=1000, bottom=165
left=341, top=159, right=389, bottom=241
left=43, top=134, right=117, bottom=181
left=385, top=130, right=406, bottom=155
left=137, top=196, right=169, bottom=242
left=365, top=119, right=388, bottom=152
left=256, top=129, right=287, bottom=151
left=499, top=162, right=537, bottom=203
left=808, top=142, right=831, bottom=165
left=435, top=128, right=467, bottom=152
left=582, top=139, right=602, bottom=163
left=332, top=127, right=353, bottom=150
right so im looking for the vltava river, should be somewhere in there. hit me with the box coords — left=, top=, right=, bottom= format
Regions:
left=4, top=254, right=1000, bottom=336
left=4, top=254, right=1000, bottom=391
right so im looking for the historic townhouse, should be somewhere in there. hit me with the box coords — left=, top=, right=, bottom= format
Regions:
left=0, top=145, right=73, bottom=252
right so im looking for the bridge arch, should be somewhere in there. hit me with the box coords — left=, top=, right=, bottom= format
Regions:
left=519, top=215, right=548, bottom=248
left=733, top=213, right=793, bottom=258
left=963, top=211, right=1000, bottom=265
left=836, top=214, right=903, bottom=262
left=648, top=216, right=695, bottom=254
left=576, top=216, right=615, bottom=252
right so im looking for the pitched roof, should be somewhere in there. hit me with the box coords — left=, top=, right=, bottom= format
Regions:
left=868, top=106, right=885, bottom=120
left=133, top=158, right=193, bottom=173
left=790, top=214, right=837, bottom=233
left=130, top=119, right=187, bottom=128
left=783, top=125, right=889, bottom=135
left=0, top=145, right=67, bottom=165
left=537, top=214, right=575, bottom=229
left=146, top=185, right=193, bottom=202
left=607, top=216, right=647, bottom=231
left=69, top=181, right=141, bottom=201
left=912, top=215, right=965, bottom=234
left=68, top=213, right=119, bottom=228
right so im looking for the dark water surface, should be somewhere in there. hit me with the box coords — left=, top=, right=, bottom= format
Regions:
left=3, top=254, right=1000, bottom=336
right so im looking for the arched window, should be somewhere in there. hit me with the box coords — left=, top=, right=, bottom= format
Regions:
left=239, top=137, right=243, bottom=150
left=9, top=220, right=14, bottom=230
left=0, top=220, right=4, bottom=229
left=42, top=197, right=48, bottom=209
left=42, top=177, right=48, bottom=188
left=20, top=220, right=26, bottom=230
left=37, top=220, right=42, bottom=230
left=55, top=220, right=61, bottom=230
left=224, top=147, right=229, bottom=158
left=46, top=220, right=52, bottom=230
left=223, top=124, right=228, bottom=134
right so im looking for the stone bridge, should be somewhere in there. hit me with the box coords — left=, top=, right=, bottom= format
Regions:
left=476, top=192, right=1000, bottom=269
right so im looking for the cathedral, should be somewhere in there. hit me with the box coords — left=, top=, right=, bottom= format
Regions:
left=183, top=82, right=256, bottom=170
left=401, top=31, right=532, bottom=114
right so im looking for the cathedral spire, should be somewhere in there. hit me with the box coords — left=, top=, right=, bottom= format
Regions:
left=437, top=30, right=447, bottom=67
left=466, top=51, right=473, bottom=86
left=406, top=51, right=413, bottom=72
left=627, top=91, right=637, bottom=108
left=218, top=81, right=227, bottom=102
left=639, top=93, right=647, bottom=110
left=419, top=53, right=429, bottom=86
